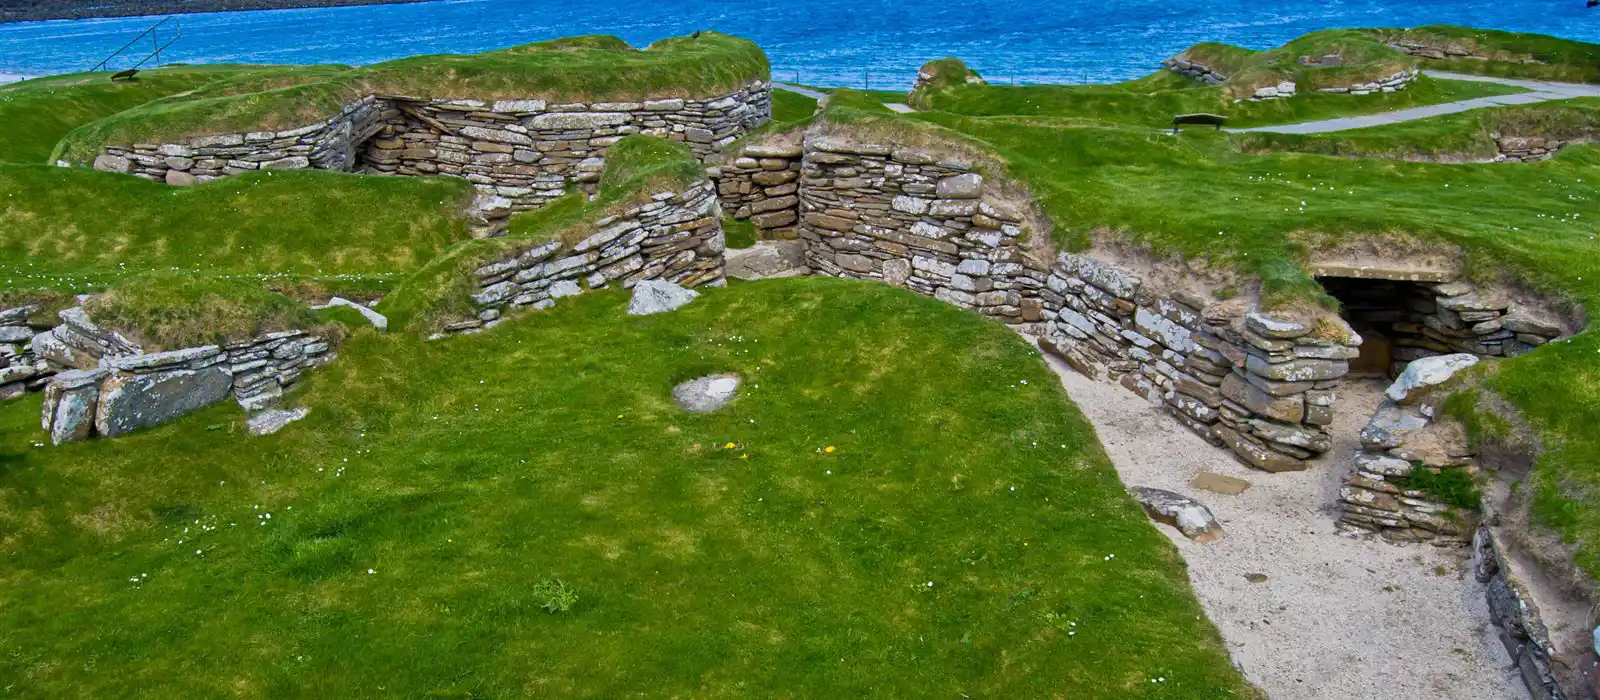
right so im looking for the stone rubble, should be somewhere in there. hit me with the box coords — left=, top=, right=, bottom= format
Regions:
left=628, top=279, right=701, bottom=316
left=1132, top=486, right=1226, bottom=542
left=1336, top=354, right=1482, bottom=545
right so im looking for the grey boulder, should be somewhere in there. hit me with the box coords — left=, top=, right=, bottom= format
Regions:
left=1386, top=353, right=1479, bottom=405
left=1132, top=487, right=1225, bottom=543
left=672, top=373, right=741, bottom=413
left=628, top=280, right=699, bottom=316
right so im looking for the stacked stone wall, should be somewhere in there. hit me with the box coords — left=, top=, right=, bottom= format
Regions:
left=443, top=179, right=724, bottom=336
left=88, top=83, right=772, bottom=220
left=0, top=304, right=54, bottom=400
left=33, top=306, right=333, bottom=443
left=713, top=136, right=804, bottom=238
left=1322, top=275, right=1567, bottom=375
left=1474, top=526, right=1575, bottom=699
left=1312, top=69, right=1419, bottom=95
left=1162, top=57, right=1228, bottom=84
left=360, top=82, right=770, bottom=213
left=1497, top=135, right=1588, bottom=163
left=796, top=135, right=1047, bottom=328
left=92, top=97, right=385, bottom=185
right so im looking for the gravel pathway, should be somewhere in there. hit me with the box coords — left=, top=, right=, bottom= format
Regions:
left=1039, top=346, right=1528, bottom=700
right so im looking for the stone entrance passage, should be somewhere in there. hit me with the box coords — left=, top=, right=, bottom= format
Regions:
left=1318, top=276, right=1439, bottom=378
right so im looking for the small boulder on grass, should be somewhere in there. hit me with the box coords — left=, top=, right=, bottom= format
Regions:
left=1132, top=487, right=1225, bottom=543
left=672, top=373, right=740, bottom=413
left=628, top=279, right=699, bottom=316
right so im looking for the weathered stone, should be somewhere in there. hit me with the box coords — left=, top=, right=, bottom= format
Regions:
left=1360, top=400, right=1429, bottom=451
left=1355, top=452, right=1414, bottom=477
left=164, top=169, right=198, bottom=186
left=671, top=373, right=741, bottom=413
left=1217, top=426, right=1307, bottom=472
left=1244, top=311, right=1312, bottom=339
left=627, top=279, right=699, bottom=316
left=527, top=112, right=631, bottom=130
left=94, top=367, right=232, bottom=438
left=319, top=297, right=388, bottom=331
left=935, top=173, right=983, bottom=199
left=1385, top=353, right=1478, bottom=405
left=248, top=406, right=310, bottom=436
left=1220, top=372, right=1304, bottom=423
left=1132, top=487, right=1225, bottom=542
left=1247, top=418, right=1332, bottom=453
left=93, top=154, right=132, bottom=173
left=107, top=345, right=222, bottom=372
left=1244, top=354, right=1348, bottom=382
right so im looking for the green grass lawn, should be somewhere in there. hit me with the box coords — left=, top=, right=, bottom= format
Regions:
left=0, top=65, right=318, bottom=164
left=0, top=278, right=1251, bottom=698
left=918, top=72, right=1524, bottom=129
left=0, top=165, right=472, bottom=295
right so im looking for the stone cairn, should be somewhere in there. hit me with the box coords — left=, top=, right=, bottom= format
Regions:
left=443, top=179, right=724, bottom=336
left=712, top=135, right=804, bottom=238
left=27, top=305, right=333, bottom=444
left=1337, top=354, right=1481, bottom=545
left=795, top=134, right=1045, bottom=328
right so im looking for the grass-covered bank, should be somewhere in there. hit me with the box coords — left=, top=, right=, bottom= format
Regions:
left=0, top=164, right=472, bottom=294
left=0, top=278, right=1253, bottom=698
left=52, top=32, right=769, bottom=164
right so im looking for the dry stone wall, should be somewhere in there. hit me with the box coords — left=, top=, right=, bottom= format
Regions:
left=1474, top=527, right=1575, bottom=700
left=792, top=131, right=1364, bottom=473
left=91, top=97, right=385, bottom=186
left=442, top=179, right=724, bottom=336
left=31, top=305, right=333, bottom=443
left=360, top=82, right=770, bottom=213
left=1163, top=57, right=1229, bottom=84
left=1, top=304, right=54, bottom=401
left=712, top=134, right=804, bottom=238
left=1497, top=135, right=1586, bottom=163
left=796, top=134, right=1047, bottom=328
left=88, top=83, right=771, bottom=229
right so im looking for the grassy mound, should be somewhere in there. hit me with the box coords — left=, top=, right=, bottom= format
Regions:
left=1366, top=25, right=1600, bottom=83
left=0, top=65, right=329, bottom=164
left=81, top=272, right=339, bottom=350
left=380, top=136, right=704, bottom=333
left=0, top=164, right=473, bottom=295
left=53, top=33, right=769, bottom=165
left=0, top=278, right=1252, bottom=698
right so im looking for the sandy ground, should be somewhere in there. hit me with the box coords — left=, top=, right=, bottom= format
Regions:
left=1039, top=349, right=1528, bottom=700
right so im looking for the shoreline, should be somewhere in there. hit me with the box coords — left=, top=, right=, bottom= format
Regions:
left=0, top=0, right=437, bottom=24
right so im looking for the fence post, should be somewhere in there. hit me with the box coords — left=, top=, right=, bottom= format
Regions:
left=864, top=70, right=870, bottom=91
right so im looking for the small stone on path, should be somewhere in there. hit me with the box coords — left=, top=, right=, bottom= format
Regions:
left=1192, top=471, right=1252, bottom=495
left=671, top=373, right=740, bottom=413
left=628, top=279, right=699, bottom=316
left=1132, top=487, right=1225, bottom=543
left=1245, top=573, right=1269, bottom=584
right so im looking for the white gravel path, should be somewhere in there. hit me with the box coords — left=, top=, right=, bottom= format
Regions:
left=1039, top=348, right=1528, bottom=700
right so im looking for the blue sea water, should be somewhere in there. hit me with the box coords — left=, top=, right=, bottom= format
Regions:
left=0, top=0, right=1596, bottom=88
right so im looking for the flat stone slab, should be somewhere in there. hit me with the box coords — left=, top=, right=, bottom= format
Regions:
left=1386, top=353, right=1479, bottom=405
left=248, top=406, right=310, bottom=436
left=316, top=297, right=388, bottom=331
left=1191, top=472, right=1252, bottom=496
left=1132, top=487, right=1225, bottom=543
left=671, top=373, right=740, bottom=413
left=95, top=367, right=232, bottom=438
left=628, top=279, right=699, bottom=316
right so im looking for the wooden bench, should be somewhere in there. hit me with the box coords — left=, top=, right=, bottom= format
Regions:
left=110, top=69, right=140, bottom=82
left=1171, top=113, right=1228, bottom=134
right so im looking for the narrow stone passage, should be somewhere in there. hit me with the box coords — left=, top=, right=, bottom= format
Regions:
left=1037, top=343, right=1528, bottom=700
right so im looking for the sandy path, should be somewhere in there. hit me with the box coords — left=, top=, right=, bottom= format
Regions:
left=1038, top=348, right=1527, bottom=699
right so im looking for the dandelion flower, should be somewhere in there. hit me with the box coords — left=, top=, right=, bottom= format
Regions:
left=824, top=446, right=836, bottom=453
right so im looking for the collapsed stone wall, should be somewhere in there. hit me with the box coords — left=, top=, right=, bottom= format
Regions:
left=795, top=135, right=1046, bottom=328
left=442, top=179, right=724, bottom=336
left=1163, top=57, right=1228, bottom=84
left=33, top=305, right=334, bottom=443
left=712, top=133, right=804, bottom=239
left=1, top=305, right=53, bottom=400
left=88, top=83, right=771, bottom=224
left=91, top=97, right=386, bottom=186
left=1338, top=355, right=1482, bottom=545
left=1497, top=135, right=1588, bottom=163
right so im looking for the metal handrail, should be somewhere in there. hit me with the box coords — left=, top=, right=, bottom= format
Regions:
left=90, top=16, right=182, bottom=73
